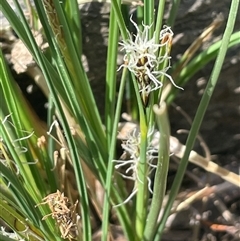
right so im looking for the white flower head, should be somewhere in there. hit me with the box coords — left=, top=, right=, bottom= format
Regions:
left=118, top=15, right=183, bottom=103
left=113, top=128, right=158, bottom=207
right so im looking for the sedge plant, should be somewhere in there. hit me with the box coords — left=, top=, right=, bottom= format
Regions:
left=0, top=0, right=239, bottom=241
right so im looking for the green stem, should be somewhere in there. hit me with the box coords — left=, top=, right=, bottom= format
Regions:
left=167, top=0, right=181, bottom=27
left=105, top=2, right=119, bottom=149
left=144, top=102, right=170, bottom=240
left=144, top=0, right=154, bottom=38
left=135, top=114, right=148, bottom=240
left=155, top=0, right=166, bottom=43
left=101, top=68, right=129, bottom=241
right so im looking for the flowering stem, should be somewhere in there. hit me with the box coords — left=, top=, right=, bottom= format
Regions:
left=144, top=102, right=170, bottom=240
left=135, top=113, right=148, bottom=240
left=144, top=0, right=154, bottom=37
left=155, top=0, right=166, bottom=44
